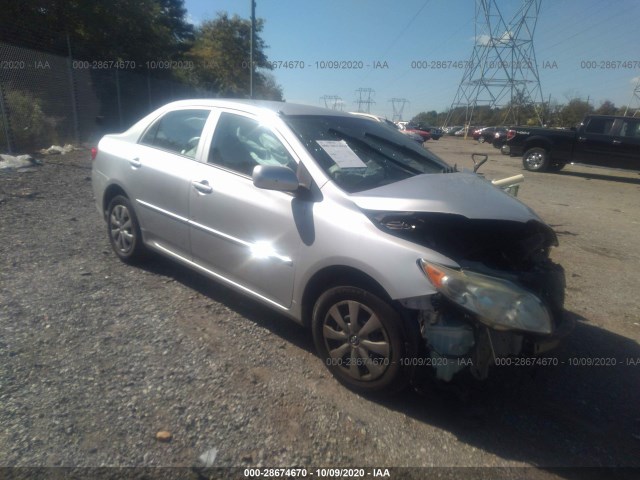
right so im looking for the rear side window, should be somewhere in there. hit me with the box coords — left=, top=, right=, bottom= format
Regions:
left=140, top=109, right=210, bottom=158
left=584, top=117, right=615, bottom=135
left=620, top=119, right=640, bottom=138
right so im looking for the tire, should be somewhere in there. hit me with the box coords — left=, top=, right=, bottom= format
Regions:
left=312, top=286, right=411, bottom=394
left=478, top=137, right=485, bottom=143
left=522, top=147, right=550, bottom=172
left=548, top=162, right=566, bottom=172
left=501, top=145, right=510, bottom=156
left=106, top=195, right=146, bottom=263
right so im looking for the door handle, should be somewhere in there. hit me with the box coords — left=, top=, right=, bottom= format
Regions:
left=577, top=137, right=587, bottom=142
left=129, top=158, right=142, bottom=168
left=192, top=180, right=213, bottom=194
left=612, top=139, right=622, bottom=145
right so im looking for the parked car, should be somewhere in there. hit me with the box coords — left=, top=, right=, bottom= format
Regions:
left=404, top=123, right=431, bottom=142
left=92, top=99, right=569, bottom=393
left=475, top=126, right=507, bottom=144
left=492, top=128, right=510, bottom=149
left=507, top=115, right=640, bottom=172
left=414, top=124, right=443, bottom=140
left=350, top=112, right=424, bottom=144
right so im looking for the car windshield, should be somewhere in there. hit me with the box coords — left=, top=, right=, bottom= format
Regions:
left=283, top=115, right=449, bottom=193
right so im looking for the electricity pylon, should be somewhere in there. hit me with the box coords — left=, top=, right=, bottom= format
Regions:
left=320, top=95, right=344, bottom=110
left=354, top=88, right=375, bottom=113
left=446, top=0, right=544, bottom=127
left=390, top=98, right=409, bottom=122
left=623, top=78, right=640, bottom=117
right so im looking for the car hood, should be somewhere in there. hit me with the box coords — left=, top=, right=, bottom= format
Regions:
left=350, top=172, right=539, bottom=223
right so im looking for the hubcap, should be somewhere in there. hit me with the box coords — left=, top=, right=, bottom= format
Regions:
left=322, top=300, right=391, bottom=381
left=110, top=205, right=134, bottom=254
left=526, top=152, right=544, bottom=169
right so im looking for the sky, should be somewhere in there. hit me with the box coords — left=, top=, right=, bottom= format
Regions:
left=183, top=0, right=640, bottom=121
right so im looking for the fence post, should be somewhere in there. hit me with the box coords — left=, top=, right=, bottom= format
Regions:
left=0, top=80, right=13, bottom=154
left=65, top=33, right=79, bottom=144
left=115, top=68, right=123, bottom=130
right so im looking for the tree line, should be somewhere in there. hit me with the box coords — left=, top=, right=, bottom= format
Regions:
left=0, top=0, right=283, bottom=100
left=412, top=98, right=631, bottom=128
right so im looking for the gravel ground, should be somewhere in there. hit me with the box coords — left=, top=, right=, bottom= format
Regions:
left=0, top=141, right=638, bottom=479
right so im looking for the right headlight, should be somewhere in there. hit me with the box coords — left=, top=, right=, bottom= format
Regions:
left=419, top=260, right=552, bottom=334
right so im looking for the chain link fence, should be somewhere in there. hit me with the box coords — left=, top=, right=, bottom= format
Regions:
left=0, top=41, right=213, bottom=154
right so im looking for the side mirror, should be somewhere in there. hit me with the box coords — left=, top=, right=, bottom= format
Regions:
left=252, top=165, right=300, bottom=192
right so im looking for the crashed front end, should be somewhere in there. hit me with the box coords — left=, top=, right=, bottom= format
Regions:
left=368, top=210, right=571, bottom=382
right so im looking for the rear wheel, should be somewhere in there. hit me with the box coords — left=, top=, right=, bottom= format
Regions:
left=107, top=195, right=146, bottom=263
left=312, top=286, right=411, bottom=394
left=522, top=147, right=550, bottom=172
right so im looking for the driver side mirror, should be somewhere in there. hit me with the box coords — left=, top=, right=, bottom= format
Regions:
left=252, top=165, right=300, bottom=192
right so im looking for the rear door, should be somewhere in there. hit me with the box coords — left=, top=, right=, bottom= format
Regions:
left=188, top=110, right=306, bottom=309
left=573, top=117, right=621, bottom=167
left=612, top=117, right=640, bottom=170
left=130, top=108, right=210, bottom=257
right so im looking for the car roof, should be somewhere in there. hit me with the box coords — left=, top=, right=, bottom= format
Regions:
left=159, top=98, right=354, bottom=118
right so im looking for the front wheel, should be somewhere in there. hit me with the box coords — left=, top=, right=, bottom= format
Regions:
left=312, top=286, right=411, bottom=394
left=522, top=147, right=550, bottom=172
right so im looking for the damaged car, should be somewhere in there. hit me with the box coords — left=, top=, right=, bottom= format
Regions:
left=92, top=100, right=571, bottom=394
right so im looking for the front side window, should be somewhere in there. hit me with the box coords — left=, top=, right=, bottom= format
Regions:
left=283, top=115, right=449, bottom=193
left=584, top=117, right=614, bottom=135
left=208, top=112, right=297, bottom=176
left=140, top=109, right=210, bottom=158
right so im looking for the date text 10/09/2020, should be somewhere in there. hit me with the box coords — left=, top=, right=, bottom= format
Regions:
left=244, top=468, right=391, bottom=478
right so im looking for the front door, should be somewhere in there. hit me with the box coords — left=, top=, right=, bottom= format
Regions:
left=188, top=111, right=305, bottom=309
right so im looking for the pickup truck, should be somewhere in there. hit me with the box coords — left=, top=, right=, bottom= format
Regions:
left=506, top=115, right=640, bottom=172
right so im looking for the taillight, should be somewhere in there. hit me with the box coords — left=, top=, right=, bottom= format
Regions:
left=506, top=129, right=516, bottom=141
left=91, top=147, right=98, bottom=160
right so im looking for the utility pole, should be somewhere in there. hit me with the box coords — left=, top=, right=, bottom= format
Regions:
left=249, top=0, right=256, bottom=98
left=446, top=0, right=544, bottom=127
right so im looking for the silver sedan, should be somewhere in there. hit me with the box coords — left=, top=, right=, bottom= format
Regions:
left=92, top=100, right=570, bottom=393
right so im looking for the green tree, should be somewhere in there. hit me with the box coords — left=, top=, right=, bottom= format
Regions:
left=559, top=98, right=593, bottom=127
left=594, top=100, right=617, bottom=115
left=0, top=0, right=194, bottom=62
left=185, top=13, right=283, bottom=99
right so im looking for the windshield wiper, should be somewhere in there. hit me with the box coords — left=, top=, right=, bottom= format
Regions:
left=363, top=132, right=453, bottom=173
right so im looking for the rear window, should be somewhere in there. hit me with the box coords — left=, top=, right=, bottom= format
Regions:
left=283, top=115, right=449, bottom=193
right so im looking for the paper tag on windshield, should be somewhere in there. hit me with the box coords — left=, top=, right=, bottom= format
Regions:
left=316, top=140, right=367, bottom=168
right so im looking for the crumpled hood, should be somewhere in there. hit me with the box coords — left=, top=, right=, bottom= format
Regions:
left=350, top=172, right=540, bottom=223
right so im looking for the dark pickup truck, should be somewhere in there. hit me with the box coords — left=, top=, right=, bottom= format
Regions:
left=506, top=115, right=640, bottom=172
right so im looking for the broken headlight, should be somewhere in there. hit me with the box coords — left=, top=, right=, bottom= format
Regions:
left=419, top=260, right=552, bottom=334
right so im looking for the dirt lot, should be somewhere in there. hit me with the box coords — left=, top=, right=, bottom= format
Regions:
left=0, top=137, right=639, bottom=478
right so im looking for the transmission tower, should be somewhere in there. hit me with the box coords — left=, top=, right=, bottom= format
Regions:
left=320, top=95, right=345, bottom=111
left=389, top=98, right=409, bottom=122
left=354, top=88, right=376, bottom=113
left=623, top=79, right=640, bottom=117
left=446, top=0, right=544, bottom=127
